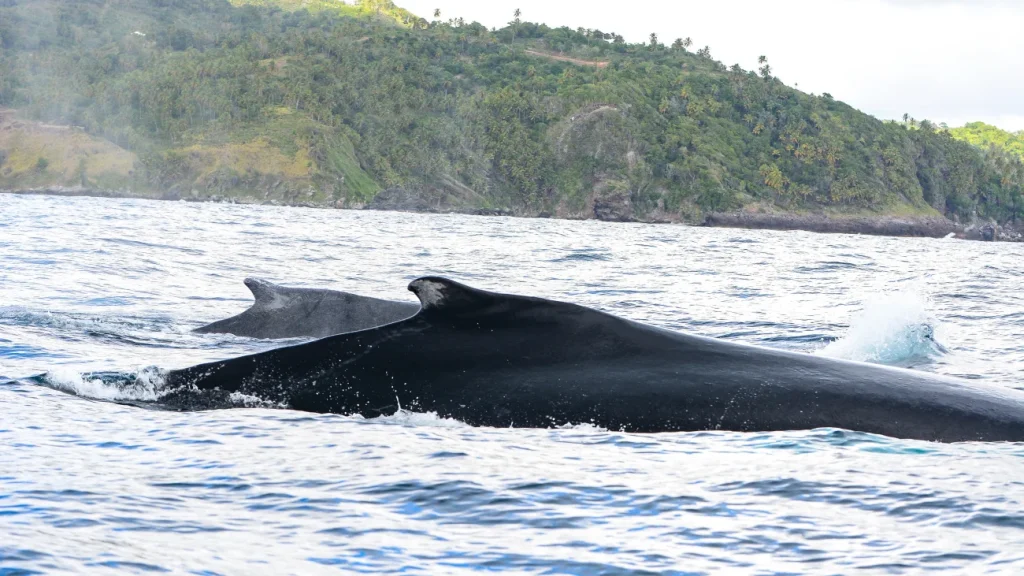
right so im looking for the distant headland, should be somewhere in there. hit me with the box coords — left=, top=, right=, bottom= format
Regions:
left=0, top=1, right=1020, bottom=241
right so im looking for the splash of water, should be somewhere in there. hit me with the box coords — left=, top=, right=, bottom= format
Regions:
left=818, top=293, right=947, bottom=366
left=36, top=368, right=295, bottom=410
left=39, top=367, right=168, bottom=402
left=367, top=409, right=471, bottom=429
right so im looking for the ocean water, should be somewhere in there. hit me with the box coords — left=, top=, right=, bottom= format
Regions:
left=1, top=193, right=1023, bottom=574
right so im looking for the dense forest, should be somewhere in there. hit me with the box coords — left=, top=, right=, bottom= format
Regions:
left=1, top=0, right=1022, bottom=227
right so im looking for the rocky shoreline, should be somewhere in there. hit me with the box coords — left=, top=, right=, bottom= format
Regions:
left=704, top=212, right=1022, bottom=242
left=4, top=187, right=1021, bottom=243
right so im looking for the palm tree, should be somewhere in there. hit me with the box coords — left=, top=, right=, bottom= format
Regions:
left=683, top=37, right=693, bottom=49
left=649, top=32, right=658, bottom=48
left=672, top=38, right=683, bottom=51
left=758, top=55, right=767, bottom=65
left=903, top=113, right=909, bottom=124
left=512, top=8, right=522, bottom=44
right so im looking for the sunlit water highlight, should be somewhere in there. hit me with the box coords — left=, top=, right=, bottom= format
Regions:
left=1, top=194, right=1023, bottom=574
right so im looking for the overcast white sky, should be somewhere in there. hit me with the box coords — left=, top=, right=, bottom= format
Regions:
left=398, top=0, right=1024, bottom=131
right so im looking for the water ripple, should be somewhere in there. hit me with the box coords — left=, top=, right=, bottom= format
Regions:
left=1, top=194, right=1023, bottom=573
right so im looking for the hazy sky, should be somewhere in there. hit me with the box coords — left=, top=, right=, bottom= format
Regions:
left=398, top=0, right=1024, bottom=131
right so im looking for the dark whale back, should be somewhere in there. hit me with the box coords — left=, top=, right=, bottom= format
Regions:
left=193, top=278, right=420, bottom=339
left=170, top=277, right=1024, bottom=442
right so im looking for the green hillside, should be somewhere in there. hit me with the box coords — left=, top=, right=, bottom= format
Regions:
left=0, top=0, right=1021, bottom=225
left=948, top=122, right=1024, bottom=162
left=228, top=0, right=420, bottom=25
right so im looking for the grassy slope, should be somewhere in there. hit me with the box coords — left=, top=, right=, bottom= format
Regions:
left=154, top=112, right=377, bottom=204
left=0, top=109, right=377, bottom=204
left=0, top=113, right=138, bottom=190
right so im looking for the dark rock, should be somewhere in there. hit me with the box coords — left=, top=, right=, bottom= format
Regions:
left=593, top=192, right=635, bottom=222
left=473, top=208, right=513, bottom=217
left=366, top=177, right=486, bottom=214
left=704, top=212, right=958, bottom=238
left=367, top=187, right=442, bottom=213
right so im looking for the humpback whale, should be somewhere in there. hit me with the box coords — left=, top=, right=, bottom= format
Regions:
left=194, top=278, right=420, bottom=340
left=169, top=277, right=1024, bottom=443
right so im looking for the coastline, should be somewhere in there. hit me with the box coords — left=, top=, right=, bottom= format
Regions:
left=4, top=187, right=1021, bottom=242
left=702, top=212, right=1019, bottom=242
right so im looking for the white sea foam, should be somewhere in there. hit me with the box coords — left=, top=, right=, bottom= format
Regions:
left=370, top=409, right=471, bottom=429
left=818, top=293, right=947, bottom=365
left=367, top=412, right=607, bottom=432
left=42, top=367, right=166, bottom=402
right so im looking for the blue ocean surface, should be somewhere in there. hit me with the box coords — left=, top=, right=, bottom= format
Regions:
left=1, top=193, right=1023, bottom=574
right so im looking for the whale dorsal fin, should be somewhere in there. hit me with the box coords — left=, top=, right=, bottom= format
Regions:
left=244, top=278, right=283, bottom=307
left=407, top=276, right=578, bottom=323
left=408, top=277, right=495, bottom=312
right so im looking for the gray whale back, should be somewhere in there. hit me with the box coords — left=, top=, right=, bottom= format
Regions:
left=193, top=278, right=420, bottom=339
left=172, top=277, right=1024, bottom=442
